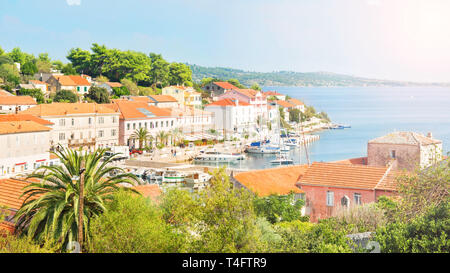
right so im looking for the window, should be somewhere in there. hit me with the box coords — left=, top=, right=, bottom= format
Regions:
left=139, top=123, right=141, bottom=128
left=390, top=150, right=396, bottom=159
left=112, top=117, right=116, bottom=123
left=77, top=86, right=80, bottom=92
left=59, top=119, right=66, bottom=126
left=166, top=121, right=169, bottom=127
left=326, top=191, right=334, bottom=207
left=354, top=193, right=362, bottom=205
left=127, top=123, right=130, bottom=130
left=59, top=133, right=65, bottom=141
left=171, top=120, right=174, bottom=126
left=99, top=117, right=105, bottom=124
left=133, top=123, right=136, bottom=130
left=150, top=122, right=153, bottom=129
left=98, top=130, right=104, bottom=138
left=161, top=121, right=164, bottom=128
left=88, top=117, right=92, bottom=125
left=84, top=87, right=87, bottom=92
left=71, top=118, right=75, bottom=126
left=341, top=196, right=349, bottom=208
left=111, top=129, right=116, bottom=137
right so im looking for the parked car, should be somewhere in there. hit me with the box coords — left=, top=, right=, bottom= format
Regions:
left=130, top=149, right=143, bottom=155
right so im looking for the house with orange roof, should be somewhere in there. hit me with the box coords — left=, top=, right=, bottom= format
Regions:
left=0, top=96, right=37, bottom=114
left=275, top=100, right=295, bottom=122
left=204, top=98, right=257, bottom=138
left=46, top=75, right=91, bottom=95
left=0, top=116, right=53, bottom=178
left=122, top=95, right=180, bottom=108
left=202, top=81, right=240, bottom=99
left=162, top=86, right=202, bottom=108
left=28, top=80, right=48, bottom=93
left=106, top=100, right=177, bottom=148
left=287, top=98, right=305, bottom=112
left=368, top=131, right=443, bottom=171
left=20, top=103, right=120, bottom=150
left=263, top=91, right=286, bottom=101
left=218, top=88, right=269, bottom=120
left=296, top=162, right=399, bottom=222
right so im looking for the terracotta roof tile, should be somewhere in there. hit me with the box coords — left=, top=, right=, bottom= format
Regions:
left=105, top=82, right=122, bottom=88
left=53, top=75, right=90, bottom=86
left=332, top=157, right=368, bottom=165
left=213, top=82, right=239, bottom=90
left=0, top=96, right=37, bottom=105
left=288, top=98, right=304, bottom=106
left=276, top=100, right=295, bottom=108
left=369, top=131, right=442, bottom=145
left=0, top=178, right=37, bottom=211
left=205, top=98, right=251, bottom=107
left=233, top=165, right=308, bottom=197
left=296, top=162, right=398, bottom=191
left=0, top=114, right=53, bottom=125
left=108, top=100, right=173, bottom=119
left=19, top=103, right=117, bottom=116
left=148, top=95, right=178, bottom=103
left=0, top=90, right=14, bottom=97
left=0, top=121, right=52, bottom=135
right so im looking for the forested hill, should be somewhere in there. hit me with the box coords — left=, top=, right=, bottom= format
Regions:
left=189, top=64, right=450, bottom=87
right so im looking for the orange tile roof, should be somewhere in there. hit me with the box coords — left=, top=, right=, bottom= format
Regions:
left=233, top=165, right=308, bottom=197
left=236, top=89, right=259, bottom=99
left=0, top=96, right=37, bottom=105
left=0, top=121, right=52, bottom=135
left=0, top=89, right=14, bottom=97
left=133, top=184, right=162, bottom=203
left=148, top=95, right=178, bottom=103
left=0, top=114, right=53, bottom=125
left=105, top=82, right=122, bottom=88
left=0, top=178, right=35, bottom=211
left=264, top=91, right=283, bottom=96
left=288, top=98, right=304, bottom=106
left=165, top=106, right=212, bottom=117
left=205, top=98, right=251, bottom=107
left=19, top=103, right=117, bottom=117
left=108, top=100, right=173, bottom=119
left=296, top=162, right=398, bottom=191
left=213, top=82, right=239, bottom=90
left=276, top=100, right=295, bottom=108
left=332, top=157, right=368, bottom=165
left=54, top=75, right=90, bottom=86
left=369, top=131, right=442, bottom=145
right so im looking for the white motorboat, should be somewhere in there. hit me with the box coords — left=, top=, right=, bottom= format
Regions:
left=245, top=144, right=280, bottom=154
left=185, top=172, right=212, bottom=191
left=162, top=170, right=186, bottom=183
left=194, top=151, right=242, bottom=162
left=270, top=154, right=294, bottom=165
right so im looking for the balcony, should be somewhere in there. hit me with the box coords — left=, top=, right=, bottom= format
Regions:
left=68, top=138, right=97, bottom=148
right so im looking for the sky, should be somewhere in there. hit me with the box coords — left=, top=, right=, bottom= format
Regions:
left=1, top=0, right=449, bottom=82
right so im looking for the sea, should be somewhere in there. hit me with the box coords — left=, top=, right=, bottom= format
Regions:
left=195, top=86, right=450, bottom=170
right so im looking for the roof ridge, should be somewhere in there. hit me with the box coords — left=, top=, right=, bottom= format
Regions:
left=374, top=160, right=395, bottom=190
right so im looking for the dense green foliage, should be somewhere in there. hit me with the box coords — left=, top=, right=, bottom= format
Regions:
left=14, top=147, right=139, bottom=250
left=67, top=43, right=192, bottom=87
left=53, top=90, right=78, bottom=103
left=85, top=86, right=110, bottom=104
left=17, top=88, right=45, bottom=104
left=254, top=193, right=305, bottom=224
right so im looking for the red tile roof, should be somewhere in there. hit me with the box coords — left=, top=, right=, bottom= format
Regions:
left=288, top=98, right=304, bottom=106
left=53, top=75, right=90, bottom=86
left=205, top=98, right=251, bottom=107
left=0, top=121, right=52, bottom=135
left=369, top=131, right=442, bottom=145
left=0, top=114, right=53, bottom=125
left=107, top=100, right=173, bottom=119
left=236, top=89, right=259, bottom=99
left=233, top=165, right=309, bottom=197
left=0, top=178, right=35, bottom=211
left=296, top=162, right=398, bottom=191
left=0, top=89, right=14, bottom=97
left=148, top=95, right=178, bottom=103
left=213, top=82, right=239, bottom=90
left=105, top=82, right=122, bottom=88
left=276, top=100, right=295, bottom=108
left=20, top=103, right=117, bottom=116
left=0, top=96, right=37, bottom=105
left=264, top=91, right=283, bottom=96
left=332, top=157, right=368, bottom=165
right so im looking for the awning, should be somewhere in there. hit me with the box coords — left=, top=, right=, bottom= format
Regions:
left=36, top=159, right=47, bottom=162
left=15, top=162, right=26, bottom=166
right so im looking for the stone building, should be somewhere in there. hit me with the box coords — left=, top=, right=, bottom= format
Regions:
left=368, top=131, right=442, bottom=172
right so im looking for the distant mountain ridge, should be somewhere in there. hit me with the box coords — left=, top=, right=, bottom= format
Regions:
left=189, top=64, right=450, bottom=87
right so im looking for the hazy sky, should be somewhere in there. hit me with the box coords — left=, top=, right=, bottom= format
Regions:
left=1, top=0, right=449, bottom=82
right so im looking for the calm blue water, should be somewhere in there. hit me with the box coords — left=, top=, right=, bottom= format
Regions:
left=196, top=87, right=450, bottom=170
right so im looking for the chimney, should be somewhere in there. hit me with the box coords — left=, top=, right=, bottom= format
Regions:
left=427, top=132, right=433, bottom=139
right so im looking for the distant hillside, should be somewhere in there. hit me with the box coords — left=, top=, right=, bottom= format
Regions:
left=189, top=64, right=450, bottom=87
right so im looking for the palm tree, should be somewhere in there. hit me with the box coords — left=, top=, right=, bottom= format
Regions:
left=157, top=131, right=170, bottom=147
left=171, top=128, right=182, bottom=146
left=14, top=146, right=140, bottom=250
left=131, top=128, right=150, bottom=150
